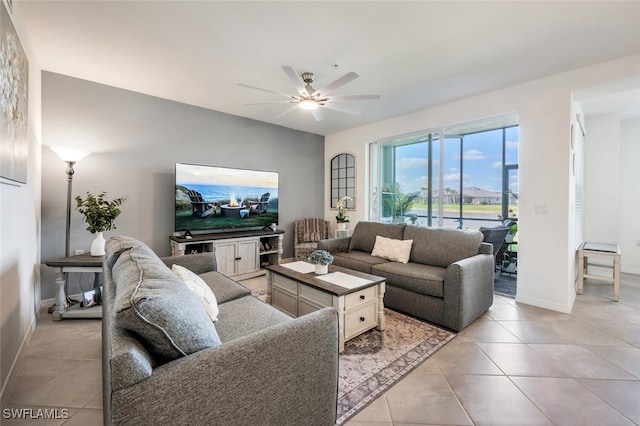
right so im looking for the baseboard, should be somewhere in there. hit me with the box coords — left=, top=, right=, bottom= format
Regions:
left=40, top=296, right=55, bottom=311
left=622, top=267, right=640, bottom=275
left=515, top=294, right=573, bottom=313
left=0, top=313, right=37, bottom=408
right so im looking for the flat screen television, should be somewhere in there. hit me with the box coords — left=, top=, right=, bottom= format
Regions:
left=175, top=162, right=278, bottom=233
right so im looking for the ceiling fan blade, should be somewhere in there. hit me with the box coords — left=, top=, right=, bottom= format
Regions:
left=282, top=66, right=308, bottom=96
left=311, top=108, right=325, bottom=122
left=313, top=71, right=359, bottom=96
left=328, top=94, right=381, bottom=102
left=321, top=103, right=363, bottom=116
left=237, top=83, right=293, bottom=99
left=245, top=101, right=293, bottom=105
left=276, top=104, right=299, bottom=119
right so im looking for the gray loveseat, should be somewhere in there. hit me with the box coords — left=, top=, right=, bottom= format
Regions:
left=102, top=236, right=339, bottom=426
left=317, top=222, right=494, bottom=331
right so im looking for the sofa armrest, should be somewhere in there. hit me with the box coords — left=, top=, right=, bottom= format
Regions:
left=317, top=236, right=351, bottom=253
left=442, top=253, right=494, bottom=331
left=160, top=252, right=217, bottom=274
left=109, top=307, right=339, bottom=426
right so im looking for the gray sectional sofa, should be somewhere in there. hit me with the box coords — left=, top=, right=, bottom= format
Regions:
left=317, top=222, right=494, bottom=331
left=102, top=236, right=339, bottom=426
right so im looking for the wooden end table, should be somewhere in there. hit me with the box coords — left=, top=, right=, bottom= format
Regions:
left=45, top=254, right=104, bottom=320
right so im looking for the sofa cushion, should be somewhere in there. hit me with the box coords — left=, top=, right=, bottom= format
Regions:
left=172, top=264, right=219, bottom=322
left=349, top=222, right=406, bottom=253
left=372, top=262, right=446, bottom=298
left=112, top=245, right=221, bottom=362
left=331, top=250, right=390, bottom=274
left=161, top=252, right=217, bottom=275
left=371, top=236, right=413, bottom=263
left=197, top=270, right=251, bottom=304
left=105, top=235, right=147, bottom=268
left=404, top=226, right=483, bottom=268
left=215, top=295, right=292, bottom=343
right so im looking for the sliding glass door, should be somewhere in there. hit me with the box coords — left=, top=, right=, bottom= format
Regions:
left=369, top=117, right=518, bottom=230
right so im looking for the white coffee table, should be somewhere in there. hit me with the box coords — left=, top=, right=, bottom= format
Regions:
left=266, top=262, right=385, bottom=352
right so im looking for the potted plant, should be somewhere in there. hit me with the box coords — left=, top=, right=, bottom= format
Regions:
left=505, top=223, right=518, bottom=243
left=382, top=183, right=419, bottom=223
left=308, top=250, right=334, bottom=275
left=335, top=196, right=352, bottom=229
left=75, top=191, right=127, bottom=256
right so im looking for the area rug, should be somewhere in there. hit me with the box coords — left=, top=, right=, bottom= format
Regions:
left=252, top=290, right=456, bottom=425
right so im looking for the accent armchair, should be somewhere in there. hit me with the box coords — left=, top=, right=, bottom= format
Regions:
left=294, top=218, right=331, bottom=261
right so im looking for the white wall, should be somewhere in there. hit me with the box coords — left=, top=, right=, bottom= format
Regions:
left=583, top=115, right=622, bottom=245
left=619, top=119, right=640, bottom=275
left=0, top=3, right=42, bottom=406
left=324, top=54, right=640, bottom=313
left=584, top=115, right=640, bottom=275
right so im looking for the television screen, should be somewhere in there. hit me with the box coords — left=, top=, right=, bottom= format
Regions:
left=175, top=163, right=278, bottom=233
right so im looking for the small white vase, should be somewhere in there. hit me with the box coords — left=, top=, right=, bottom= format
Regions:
left=91, top=232, right=106, bottom=256
left=337, top=222, right=347, bottom=230
left=315, top=263, right=328, bottom=275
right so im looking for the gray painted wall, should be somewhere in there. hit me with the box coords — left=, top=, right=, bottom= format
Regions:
left=40, top=72, right=324, bottom=298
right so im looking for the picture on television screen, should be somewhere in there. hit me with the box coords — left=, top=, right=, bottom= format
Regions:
left=175, top=163, right=278, bottom=232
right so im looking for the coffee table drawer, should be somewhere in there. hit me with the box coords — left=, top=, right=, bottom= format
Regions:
left=272, top=274, right=298, bottom=293
left=344, top=301, right=377, bottom=339
left=299, top=284, right=332, bottom=307
left=272, top=287, right=297, bottom=317
left=345, top=286, right=376, bottom=309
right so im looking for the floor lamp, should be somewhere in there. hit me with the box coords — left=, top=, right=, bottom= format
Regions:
left=50, top=146, right=90, bottom=307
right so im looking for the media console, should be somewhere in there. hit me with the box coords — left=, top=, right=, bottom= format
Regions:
left=170, top=229, right=284, bottom=280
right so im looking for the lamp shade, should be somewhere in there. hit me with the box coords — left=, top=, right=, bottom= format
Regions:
left=50, top=146, right=91, bottom=163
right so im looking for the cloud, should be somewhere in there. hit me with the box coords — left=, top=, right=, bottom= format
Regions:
left=506, top=140, right=519, bottom=150
left=463, top=149, right=487, bottom=160
left=396, top=157, right=428, bottom=169
left=443, top=173, right=461, bottom=182
left=492, top=161, right=502, bottom=169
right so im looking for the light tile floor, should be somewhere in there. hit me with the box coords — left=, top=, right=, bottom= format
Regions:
left=3, top=275, right=639, bottom=425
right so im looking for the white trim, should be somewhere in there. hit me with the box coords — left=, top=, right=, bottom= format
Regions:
left=515, top=293, right=573, bottom=314
left=0, top=314, right=36, bottom=408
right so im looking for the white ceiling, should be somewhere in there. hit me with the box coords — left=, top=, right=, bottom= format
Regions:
left=18, top=1, right=640, bottom=136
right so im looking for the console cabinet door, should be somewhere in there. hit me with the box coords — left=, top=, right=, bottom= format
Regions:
left=236, top=239, right=259, bottom=276
left=214, top=241, right=237, bottom=277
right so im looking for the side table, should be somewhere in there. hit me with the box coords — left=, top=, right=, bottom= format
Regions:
left=45, top=254, right=104, bottom=320
left=577, top=242, right=621, bottom=302
left=335, top=228, right=351, bottom=238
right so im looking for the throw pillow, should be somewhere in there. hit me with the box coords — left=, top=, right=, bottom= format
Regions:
left=172, top=264, right=219, bottom=323
left=371, top=236, right=413, bottom=263
left=112, top=246, right=221, bottom=362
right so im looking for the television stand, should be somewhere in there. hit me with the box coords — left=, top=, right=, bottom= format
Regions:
left=169, top=229, right=284, bottom=280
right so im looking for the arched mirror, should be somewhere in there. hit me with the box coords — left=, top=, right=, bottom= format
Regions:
left=331, top=153, right=355, bottom=208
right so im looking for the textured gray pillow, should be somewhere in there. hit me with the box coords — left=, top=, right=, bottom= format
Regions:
left=112, top=245, right=221, bottom=362
left=105, top=235, right=147, bottom=269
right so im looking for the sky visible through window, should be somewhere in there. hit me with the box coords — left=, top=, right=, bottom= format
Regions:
left=394, top=127, right=518, bottom=195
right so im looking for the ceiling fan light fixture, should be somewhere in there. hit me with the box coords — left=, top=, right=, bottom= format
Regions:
left=299, top=99, right=318, bottom=110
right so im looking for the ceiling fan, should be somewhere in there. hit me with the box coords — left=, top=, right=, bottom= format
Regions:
left=238, top=66, right=381, bottom=121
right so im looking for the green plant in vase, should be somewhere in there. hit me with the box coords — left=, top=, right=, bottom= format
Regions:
left=308, top=249, right=334, bottom=275
left=75, top=191, right=127, bottom=256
